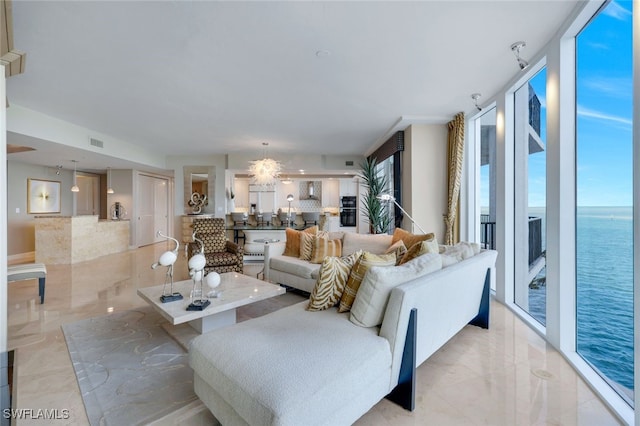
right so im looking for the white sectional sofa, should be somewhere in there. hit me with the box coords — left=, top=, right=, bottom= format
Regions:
left=189, top=248, right=498, bottom=426
left=263, top=231, right=394, bottom=293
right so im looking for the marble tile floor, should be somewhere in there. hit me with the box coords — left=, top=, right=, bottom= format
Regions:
left=7, top=243, right=622, bottom=425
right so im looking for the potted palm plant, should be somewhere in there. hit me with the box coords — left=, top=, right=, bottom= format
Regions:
left=359, top=157, right=391, bottom=234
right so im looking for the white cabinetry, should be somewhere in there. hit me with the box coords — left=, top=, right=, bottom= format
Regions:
left=322, top=179, right=340, bottom=208
left=339, top=179, right=358, bottom=196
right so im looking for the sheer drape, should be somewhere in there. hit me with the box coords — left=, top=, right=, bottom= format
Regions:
left=444, top=112, right=465, bottom=245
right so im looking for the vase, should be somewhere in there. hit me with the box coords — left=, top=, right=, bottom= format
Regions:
left=228, top=199, right=235, bottom=213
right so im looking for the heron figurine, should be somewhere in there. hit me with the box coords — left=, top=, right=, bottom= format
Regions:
left=151, top=230, right=184, bottom=303
left=187, top=232, right=210, bottom=311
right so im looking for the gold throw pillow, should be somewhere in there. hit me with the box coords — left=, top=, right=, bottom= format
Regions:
left=391, top=228, right=435, bottom=251
left=310, top=237, right=342, bottom=264
left=283, top=226, right=318, bottom=257
left=338, top=252, right=396, bottom=313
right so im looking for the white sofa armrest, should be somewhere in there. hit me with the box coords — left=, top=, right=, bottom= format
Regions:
left=263, top=241, right=286, bottom=281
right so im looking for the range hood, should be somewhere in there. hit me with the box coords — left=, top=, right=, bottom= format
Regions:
left=300, top=181, right=320, bottom=200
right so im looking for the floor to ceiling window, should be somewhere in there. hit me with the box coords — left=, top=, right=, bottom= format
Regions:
left=478, top=107, right=497, bottom=290
left=514, top=68, right=547, bottom=326
left=576, top=0, right=633, bottom=404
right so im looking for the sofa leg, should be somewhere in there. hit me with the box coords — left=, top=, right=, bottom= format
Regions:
left=386, top=308, right=416, bottom=411
left=469, top=268, right=490, bottom=329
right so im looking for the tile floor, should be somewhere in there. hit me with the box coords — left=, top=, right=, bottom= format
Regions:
left=7, top=243, right=622, bottom=425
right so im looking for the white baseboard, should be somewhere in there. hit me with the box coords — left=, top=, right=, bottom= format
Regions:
left=8, top=252, right=35, bottom=265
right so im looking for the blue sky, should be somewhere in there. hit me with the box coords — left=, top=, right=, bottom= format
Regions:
left=576, top=0, right=632, bottom=207
left=481, top=0, right=632, bottom=209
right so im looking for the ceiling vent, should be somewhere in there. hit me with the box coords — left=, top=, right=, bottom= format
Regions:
left=89, top=138, right=104, bottom=148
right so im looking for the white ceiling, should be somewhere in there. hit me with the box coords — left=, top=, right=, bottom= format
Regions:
left=6, top=0, right=579, bottom=173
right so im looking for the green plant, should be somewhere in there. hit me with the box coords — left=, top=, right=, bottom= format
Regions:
left=359, top=157, right=392, bottom=234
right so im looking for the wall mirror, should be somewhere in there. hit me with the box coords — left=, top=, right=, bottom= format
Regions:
left=183, top=165, right=216, bottom=214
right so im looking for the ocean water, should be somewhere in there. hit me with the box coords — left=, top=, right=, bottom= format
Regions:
left=576, top=206, right=634, bottom=392
left=527, top=206, right=634, bottom=393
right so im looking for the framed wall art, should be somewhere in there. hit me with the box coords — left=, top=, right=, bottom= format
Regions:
left=27, top=178, right=61, bottom=214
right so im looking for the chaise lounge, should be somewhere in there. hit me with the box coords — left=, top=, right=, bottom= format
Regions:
left=190, top=247, right=497, bottom=425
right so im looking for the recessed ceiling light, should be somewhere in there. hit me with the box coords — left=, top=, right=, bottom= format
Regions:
left=315, top=50, right=330, bottom=58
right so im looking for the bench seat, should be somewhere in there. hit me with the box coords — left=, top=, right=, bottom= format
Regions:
left=8, top=263, right=46, bottom=304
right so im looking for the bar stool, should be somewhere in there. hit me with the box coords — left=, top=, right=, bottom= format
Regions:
left=302, top=212, right=320, bottom=227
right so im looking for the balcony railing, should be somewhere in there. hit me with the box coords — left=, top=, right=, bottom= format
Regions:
left=480, top=215, right=543, bottom=266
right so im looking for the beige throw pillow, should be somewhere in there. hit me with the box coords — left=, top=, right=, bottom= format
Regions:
left=309, top=237, right=342, bottom=264
left=338, top=252, right=396, bottom=313
left=350, top=253, right=443, bottom=327
left=307, top=250, right=363, bottom=311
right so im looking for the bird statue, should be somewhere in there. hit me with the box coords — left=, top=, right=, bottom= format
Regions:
left=187, top=232, right=210, bottom=310
left=151, top=230, right=183, bottom=303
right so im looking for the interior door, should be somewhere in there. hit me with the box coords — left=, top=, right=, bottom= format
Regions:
left=76, top=174, right=100, bottom=215
left=137, top=174, right=169, bottom=247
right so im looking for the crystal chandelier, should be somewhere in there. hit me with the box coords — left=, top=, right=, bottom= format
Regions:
left=248, top=142, right=282, bottom=186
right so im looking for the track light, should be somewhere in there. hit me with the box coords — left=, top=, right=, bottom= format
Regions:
left=471, top=93, right=482, bottom=111
left=511, top=41, right=529, bottom=70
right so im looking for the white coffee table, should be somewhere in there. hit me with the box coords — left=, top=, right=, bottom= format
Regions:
left=137, top=272, right=285, bottom=333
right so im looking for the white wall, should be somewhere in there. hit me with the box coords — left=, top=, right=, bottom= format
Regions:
left=402, top=124, right=448, bottom=241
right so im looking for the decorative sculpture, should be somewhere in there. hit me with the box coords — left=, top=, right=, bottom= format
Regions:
left=205, top=271, right=222, bottom=298
left=187, top=232, right=211, bottom=311
left=151, top=230, right=184, bottom=303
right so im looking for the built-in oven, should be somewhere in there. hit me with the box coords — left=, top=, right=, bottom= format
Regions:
left=340, top=196, right=357, bottom=227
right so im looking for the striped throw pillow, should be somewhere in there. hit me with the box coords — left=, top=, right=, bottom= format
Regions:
left=300, top=231, right=328, bottom=261
left=307, top=250, right=363, bottom=311
left=309, top=237, right=342, bottom=264
left=338, top=252, right=396, bottom=313
left=398, top=238, right=439, bottom=265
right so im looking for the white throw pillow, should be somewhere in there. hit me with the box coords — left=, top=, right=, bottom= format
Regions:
left=350, top=252, right=443, bottom=327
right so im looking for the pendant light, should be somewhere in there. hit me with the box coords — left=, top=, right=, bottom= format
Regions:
left=106, top=167, right=114, bottom=194
left=71, top=160, right=79, bottom=193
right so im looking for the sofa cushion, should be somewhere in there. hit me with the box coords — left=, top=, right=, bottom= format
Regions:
left=342, top=233, right=393, bottom=256
left=398, top=238, right=439, bottom=265
left=307, top=250, right=363, bottom=311
left=270, top=255, right=321, bottom=279
left=310, top=237, right=342, bottom=264
left=338, top=252, right=396, bottom=313
left=205, top=251, right=241, bottom=267
left=350, top=252, right=443, bottom=327
left=391, top=228, right=435, bottom=251
left=189, top=302, right=392, bottom=426
left=283, top=226, right=318, bottom=257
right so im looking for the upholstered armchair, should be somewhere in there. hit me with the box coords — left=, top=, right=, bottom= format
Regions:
left=187, top=218, right=243, bottom=274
